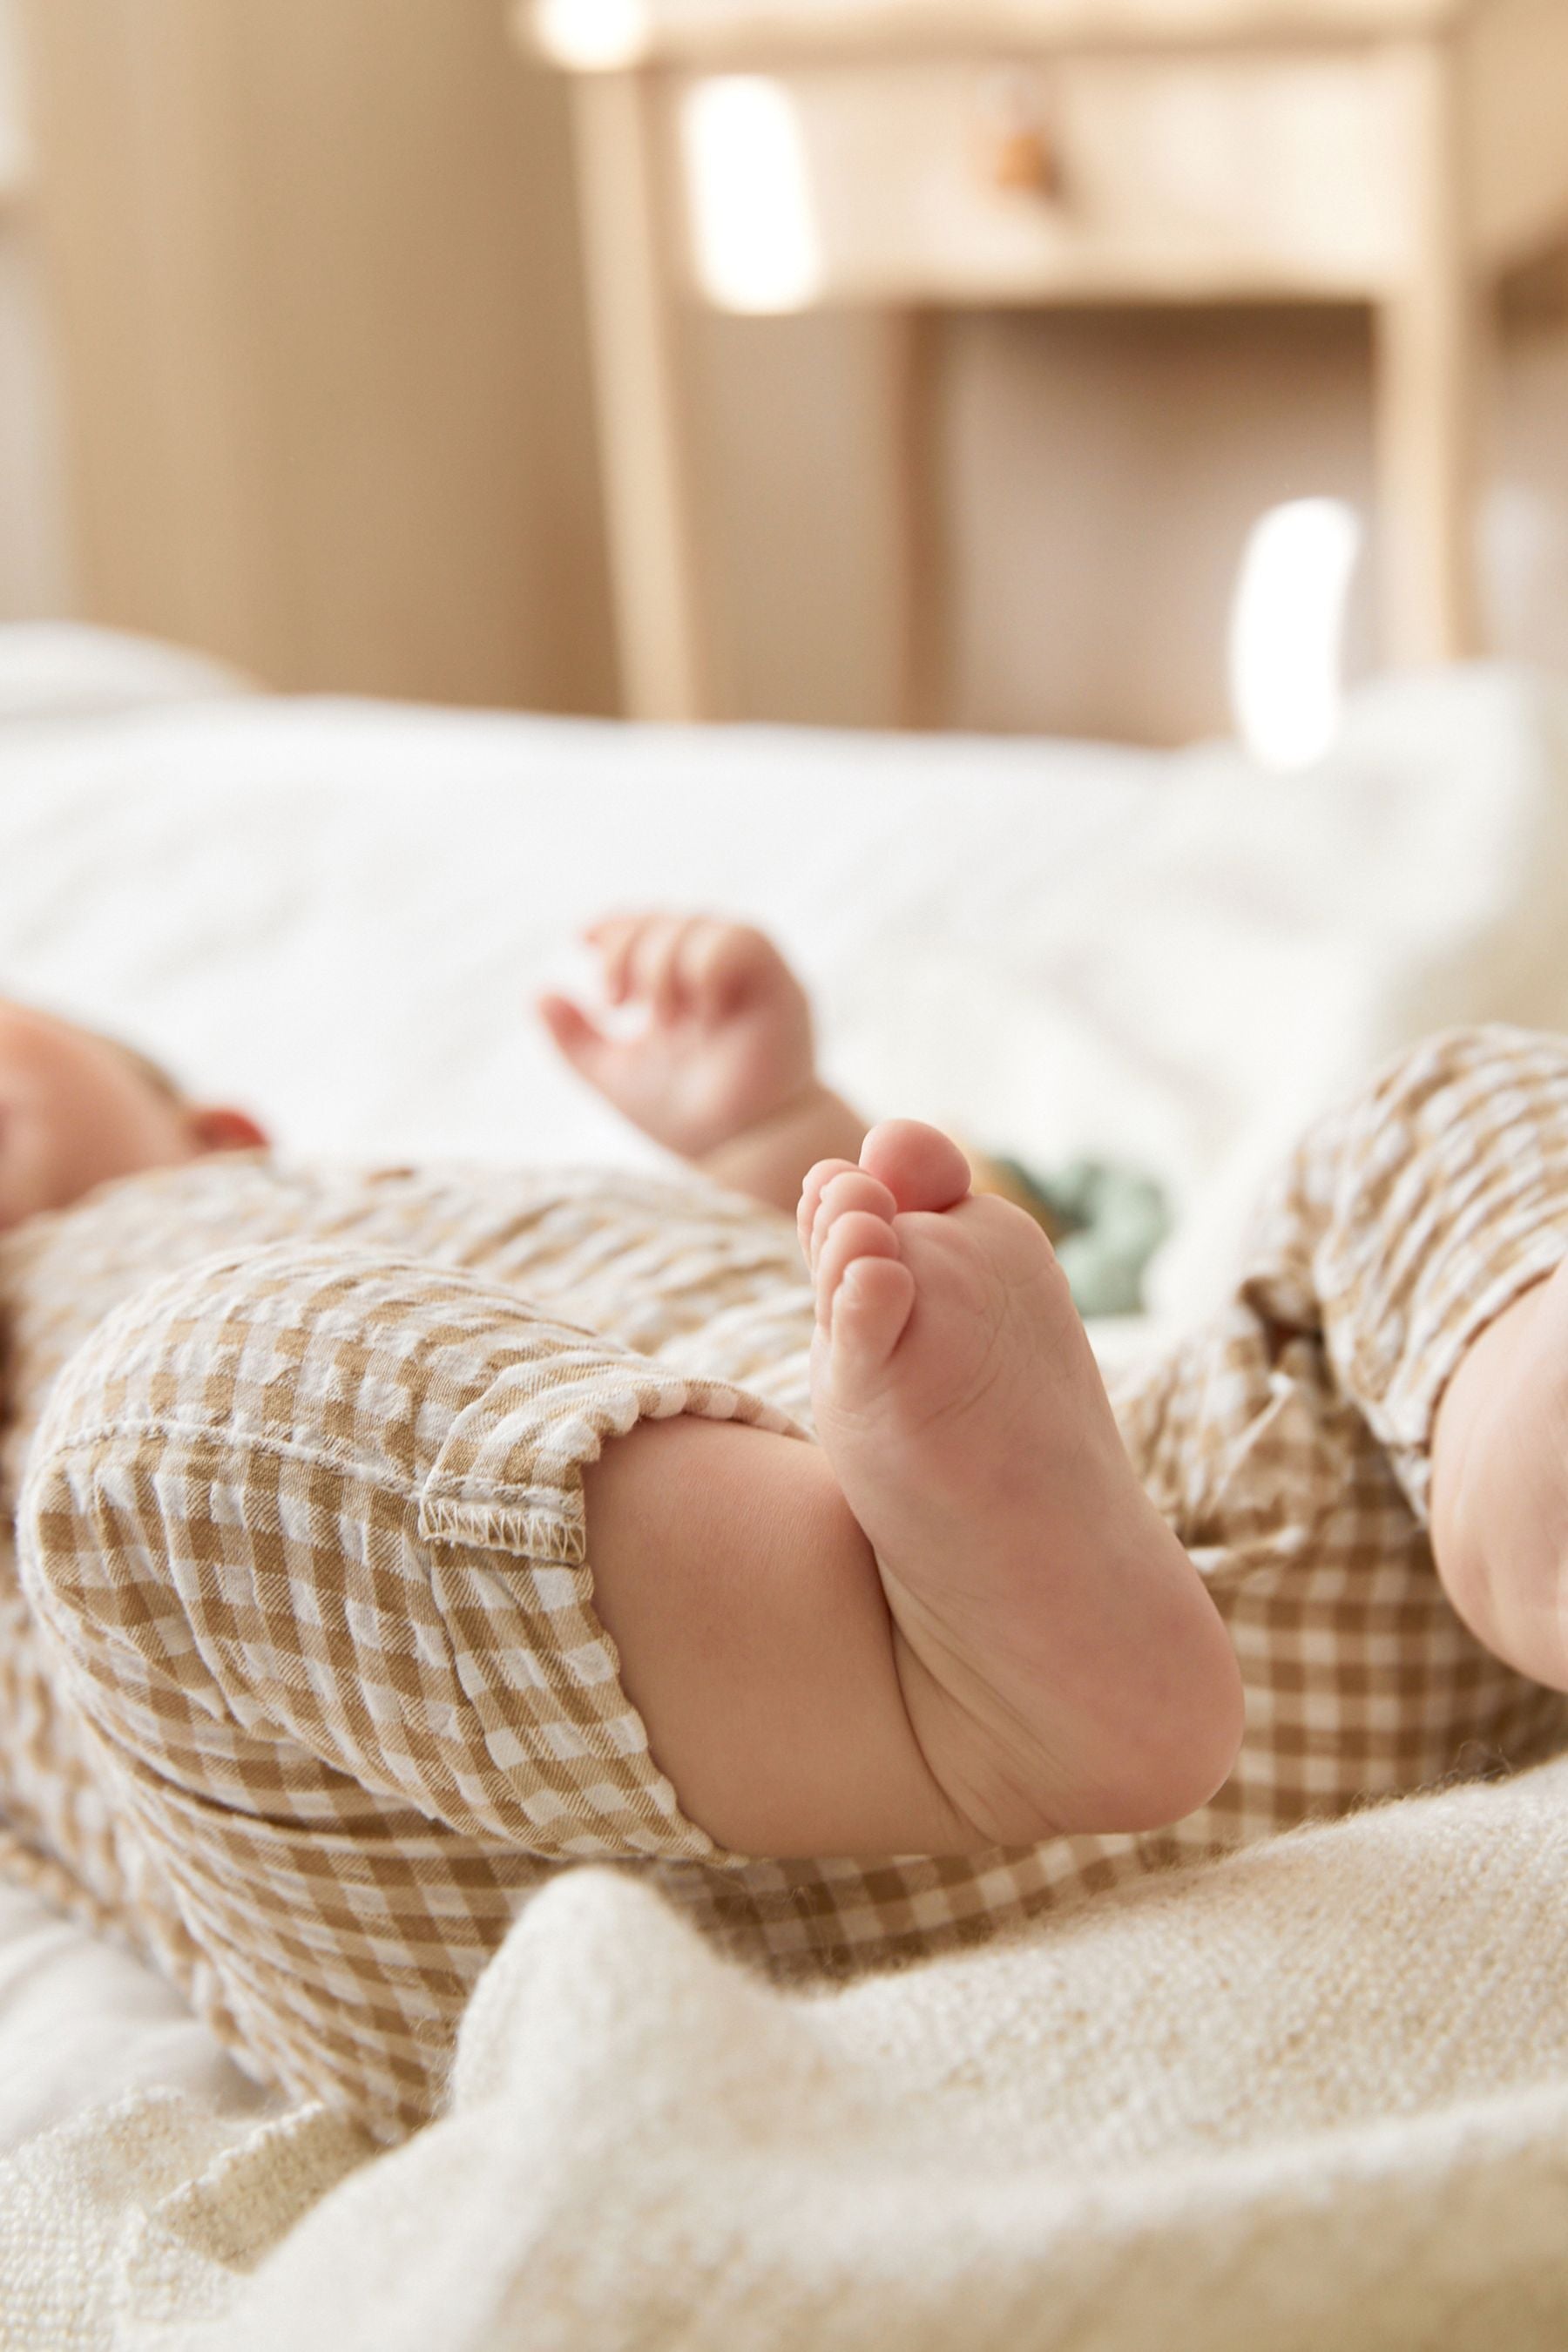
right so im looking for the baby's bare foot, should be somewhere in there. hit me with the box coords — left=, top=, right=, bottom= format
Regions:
left=801, top=1120, right=1244, bottom=1847
left=1431, top=1254, right=1568, bottom=1692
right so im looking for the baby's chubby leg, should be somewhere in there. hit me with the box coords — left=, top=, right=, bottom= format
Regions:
left=1249, top=1023, right=1568, bottom=1707
left=585, top=1120, right=1244, bottom=1860
left=1431, top=1255, right=1568, bottom=1693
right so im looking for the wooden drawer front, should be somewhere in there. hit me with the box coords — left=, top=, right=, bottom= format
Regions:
left=671, top=52, right=1411, bottom=309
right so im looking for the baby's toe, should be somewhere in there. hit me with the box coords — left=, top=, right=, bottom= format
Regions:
left=829, top=1252, right=916, bottom=1373
left=860, top=1120, right=971, bottom=1216
left=808, top=1169, right=898, bottom=1268
left=814, top=1208, right=902, bottom=1328
left=798, top=1158, right=862, bottom=1256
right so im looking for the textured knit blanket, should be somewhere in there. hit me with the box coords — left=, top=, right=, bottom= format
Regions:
left=1, top=1747, right=1565, bottom=2349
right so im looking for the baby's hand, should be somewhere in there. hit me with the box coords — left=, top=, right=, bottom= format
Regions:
left=539, top=913, right=820, bottom=1161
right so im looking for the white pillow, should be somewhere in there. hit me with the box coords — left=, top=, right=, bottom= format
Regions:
left=0, top=623, right=250, bottom=728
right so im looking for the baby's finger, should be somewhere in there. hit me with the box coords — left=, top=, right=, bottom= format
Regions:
left=538, top=991, right=611, bottom=1076
left=677, top=917, right=747, bottom=1011
left=627, top=916, right=688, bottom=1023
left=657, top=916, right=715, bottom=1023
left=585, top=913, right=652, bottom=1006
left=685, top=920, right=766, bottom=1012
left=672, top=917, right=737, bottom=1014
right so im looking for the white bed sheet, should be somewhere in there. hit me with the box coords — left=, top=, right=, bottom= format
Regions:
left=3, top=625, right=1568, bottom=2148
left=6, top=636, right=1568, bottom=1328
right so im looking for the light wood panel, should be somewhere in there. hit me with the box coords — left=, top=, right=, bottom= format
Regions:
left=18, top=0, right=616, bottom=711
left=571, top=70, right=710, bottom=718
left=0, top=230, right=72, bottom=618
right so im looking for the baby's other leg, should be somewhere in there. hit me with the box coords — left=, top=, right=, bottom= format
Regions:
left=1244, top=1024, right=1568, bottom=1697
left=1431, top=1257, right=1568, bottom=1690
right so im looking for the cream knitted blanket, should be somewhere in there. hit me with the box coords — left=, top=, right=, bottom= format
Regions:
left=3, top=1752, right=1566, bottom=2350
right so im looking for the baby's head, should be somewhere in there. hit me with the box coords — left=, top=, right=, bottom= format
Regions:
left=0, top=1000, right=267, bottom=1235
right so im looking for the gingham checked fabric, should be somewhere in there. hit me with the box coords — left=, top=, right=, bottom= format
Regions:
left=6, top=1027, right=1568, bottom=2140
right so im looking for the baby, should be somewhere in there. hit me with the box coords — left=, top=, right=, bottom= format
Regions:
left=1, top=923, right=1565, bottom=2140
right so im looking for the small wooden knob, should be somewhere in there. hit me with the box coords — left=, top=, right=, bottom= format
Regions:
left=974, top=70, right=1061, bottom=201
left=990, top=125, right=1058, bottom=196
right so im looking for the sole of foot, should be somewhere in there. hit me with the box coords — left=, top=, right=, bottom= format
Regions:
left=800, top=1119, right=1246, bottom=1848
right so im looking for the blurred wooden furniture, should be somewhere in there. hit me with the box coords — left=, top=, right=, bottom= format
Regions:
left=518, top=0, right=1568, bottom=725
left=18, top=0, right=614, bottom=712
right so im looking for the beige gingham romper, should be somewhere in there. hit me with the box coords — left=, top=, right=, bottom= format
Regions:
left=4, top=1024, right=1568, bottom=2141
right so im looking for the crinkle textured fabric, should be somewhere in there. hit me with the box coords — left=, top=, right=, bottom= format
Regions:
left=5, top=1029, right=1568, bottom=2140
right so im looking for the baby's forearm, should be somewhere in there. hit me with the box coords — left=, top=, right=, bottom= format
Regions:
left=698, top=1085, right=868, bottom=1217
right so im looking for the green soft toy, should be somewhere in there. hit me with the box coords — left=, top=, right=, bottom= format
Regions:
left=967, top=1149, right=1171, bottom=1318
